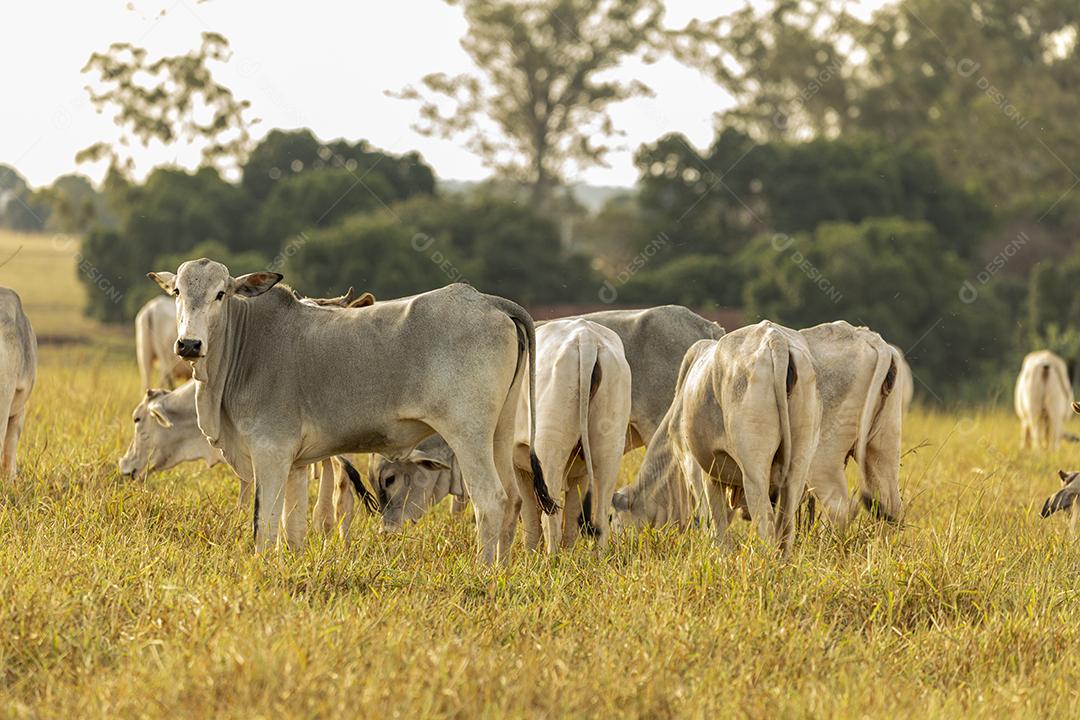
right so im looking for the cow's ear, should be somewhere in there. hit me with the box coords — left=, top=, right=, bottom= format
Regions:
left=232, top=272, right=283, bottom=298
left=415, top=455, right=451, bottom=472
left=348, top=292, right=376, bottom=308
left=612, top=488, right=632, bottom=512
left=1060, top=469, right=1071, bottom=484
left=148, top=404, right=173, bottom=428
left=148, top=271, right=176, bottom=294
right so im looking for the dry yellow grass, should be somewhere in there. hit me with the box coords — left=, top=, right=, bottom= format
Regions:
left=2, top=345, right=1080, bottom=718
left=1, top=232, right=1079, bottom=717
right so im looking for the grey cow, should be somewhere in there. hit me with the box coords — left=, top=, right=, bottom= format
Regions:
left=369, top=305, right=723, bottom=531
left=0, top=288, right=36, bottom=477
left=615, top=321, right=822, bottom=557
left=371, top=434, right=467, bottom=529
left=148, top=259, right=556, bottom=562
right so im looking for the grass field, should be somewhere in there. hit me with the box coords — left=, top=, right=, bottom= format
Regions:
left=2, top=234, right=1080, bottom=717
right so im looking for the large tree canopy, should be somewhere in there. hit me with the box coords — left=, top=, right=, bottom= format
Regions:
left=396, top=0, right=669, bottom=207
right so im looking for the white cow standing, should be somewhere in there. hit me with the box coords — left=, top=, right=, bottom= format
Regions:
left=512, top=319, right=631, bottom=553
left=147, top=260, right=556, bottom=562
left=1015, top=350, right=1074, bottom=451
left=0, top=288, right=36, bottom=477
left=617, top=321, right=822, bottom=558
left=135, top=296, right=191, bottom=390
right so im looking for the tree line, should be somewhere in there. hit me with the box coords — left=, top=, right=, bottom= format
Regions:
left=2, top=0, right=1078, bottom=401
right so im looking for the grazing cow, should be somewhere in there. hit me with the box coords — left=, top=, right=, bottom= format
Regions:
left=1041, top=469, right=1080, bottom=534
left=371, top=434, right=468, bottom=527
left=616, top=321, right=821, bottom=557
left=615, top=320, right=902, bottom=536
left=0, top=288, right=36, bottom=477
left=117, top=380, right=375, bottom=539
left=891, top=344, right=914, bottom=413
left=118, top=382, right=223, bottom=480
left=798, top=322, right=903, bottom=528
left=510, top=319, right=631, bottom=552
left=148, top=260, right=556, bottom=562
left=135, top=296, right=191, bottom=390
left=1015, top=350, right=1073, bottom=451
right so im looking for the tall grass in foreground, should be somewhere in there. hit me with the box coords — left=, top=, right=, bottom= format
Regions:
left=1, top=347, right=1079, bottom=718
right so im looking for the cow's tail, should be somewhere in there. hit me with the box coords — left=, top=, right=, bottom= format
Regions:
left=578, top=335, right=598, bottom=498
left=338, top=456, right=378, bottom=513
left=487, top=296, right=559, bottom=515
left=853, top=343, right=897, bottom=493
left=768, top=331, right=794, bottom=490
left=135, top=305, right=154, bottom=389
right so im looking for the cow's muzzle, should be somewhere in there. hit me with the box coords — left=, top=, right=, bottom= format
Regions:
left=175, top=338, right=204, bottom=358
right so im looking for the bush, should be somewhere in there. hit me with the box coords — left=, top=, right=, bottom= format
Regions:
left=741, top=217, right=1013, bottom=396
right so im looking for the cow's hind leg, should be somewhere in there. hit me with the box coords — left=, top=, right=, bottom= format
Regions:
left=439, top=427, right=507, bottom=565
left=2, top=407, right=26, bottom=479
left=282, top=465, right=309, bottom=550
left=332, top=458, right=357, bottom=541
left=560, top=476, right=586, bottom=549
left=514, top=468, right=543, bottom=550
left=311, top=459, right=336, bottom=535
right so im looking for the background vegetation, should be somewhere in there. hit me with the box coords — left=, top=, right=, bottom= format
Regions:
left=4, top=0, right=1079, bottom=403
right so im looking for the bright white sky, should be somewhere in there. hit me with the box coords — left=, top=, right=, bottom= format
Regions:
left=1, top=0, right=886, bottom=189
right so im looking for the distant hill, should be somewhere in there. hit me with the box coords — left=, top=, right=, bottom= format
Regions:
left=438, top=179, right=635, bottom=213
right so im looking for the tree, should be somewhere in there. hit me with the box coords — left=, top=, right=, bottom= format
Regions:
left=241, top=129, right=436, bottom=204
left=78, top=32, right=257, bottom=176
left=285, top=212, right=445, bottom=301
left=252, top=168, right=395, bottom=255
left=675, top=0, right=1080, bottom=212
left=674, top=0, right=856, bottom=141
left=78, top=166, right=250, bottom=322
left=741, top=218, right=1013, bottom=395
left=0, top=165, right=49, bottom=231
left=396, top=0, right=668, bottom=207
left=393, top=194, right=595, bottom=303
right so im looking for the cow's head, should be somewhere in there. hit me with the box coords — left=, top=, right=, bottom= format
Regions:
left=148, top=259, right=281, bottom=366
left=372, top=450, right=463, bottom=531
left=611, top=486, right=649, bottom=532
left=118, top=388, right=177, bottom=480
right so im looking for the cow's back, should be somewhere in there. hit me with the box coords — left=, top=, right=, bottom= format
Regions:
left=567, top=306, right=724, bottom=443
left=800, top=321, right=887, bottom=455
left=230, top=283, right=524, bottom=460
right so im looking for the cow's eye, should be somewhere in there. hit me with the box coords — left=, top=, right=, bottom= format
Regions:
left=384, top=476, right=396, bottom=487
left=216, top=290, right=225, bottom=301
left=133, top=417, right=141, bottom=424
left=173, top=289, right=180, bottom=297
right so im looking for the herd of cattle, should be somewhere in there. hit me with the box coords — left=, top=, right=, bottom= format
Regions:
left=2, top=257, right=1080, bottom=560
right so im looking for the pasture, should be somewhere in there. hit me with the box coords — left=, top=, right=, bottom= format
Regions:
left=2, top=234, right=1080, bottom=717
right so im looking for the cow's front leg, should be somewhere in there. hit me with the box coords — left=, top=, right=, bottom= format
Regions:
left=252, top=456, right=290, bottom=553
